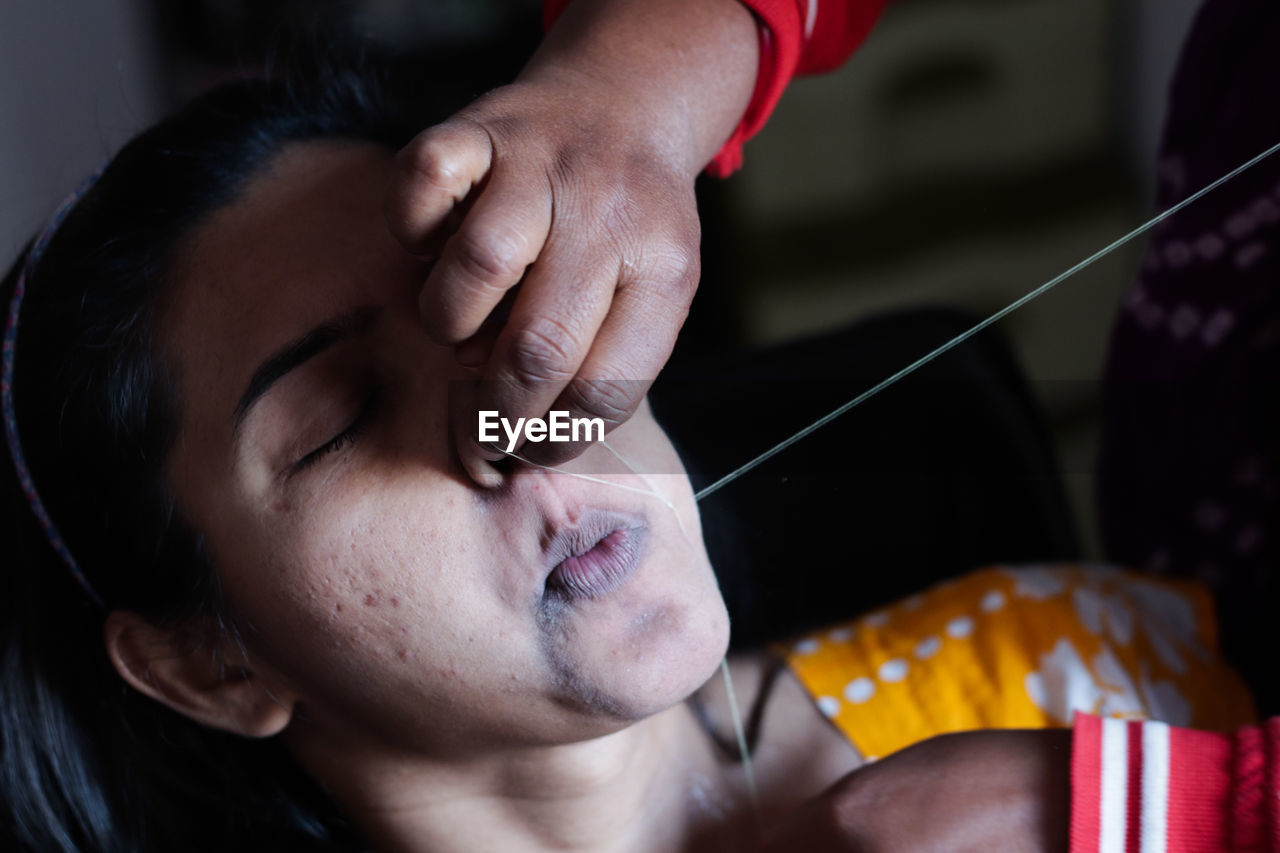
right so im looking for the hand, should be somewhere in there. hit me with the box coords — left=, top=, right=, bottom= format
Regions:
left=384, top=0, right=756, bottom=485
left=385, top=79, right=700, bottom=482
left=756, top=729, right=1072, bottom=853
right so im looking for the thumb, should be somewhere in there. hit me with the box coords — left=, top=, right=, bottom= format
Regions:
left=385, top=120, right=494, bottom=255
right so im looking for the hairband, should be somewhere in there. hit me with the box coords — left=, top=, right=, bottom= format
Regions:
left=2, top=169, right=106, bottom=607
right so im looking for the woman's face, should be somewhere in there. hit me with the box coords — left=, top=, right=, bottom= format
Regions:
left=158, top=140, right=729, bottom=756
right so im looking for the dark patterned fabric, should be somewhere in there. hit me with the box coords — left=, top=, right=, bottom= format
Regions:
left=1099, top=0, right=1280, bottom=712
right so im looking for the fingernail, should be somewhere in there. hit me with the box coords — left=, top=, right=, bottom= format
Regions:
left=464, top=450, right=506, bottom=489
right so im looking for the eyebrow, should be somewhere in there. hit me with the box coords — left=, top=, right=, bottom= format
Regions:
left=231, top=304, right=381, bottom=437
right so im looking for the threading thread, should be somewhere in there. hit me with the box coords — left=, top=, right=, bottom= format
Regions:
left=601, top=439, right=689, bottom=539
left=692, top=138, right=1280, bottom=503
left=489, top=442, right=684, bottom=524
left=720, top=657, right=762, bottom=820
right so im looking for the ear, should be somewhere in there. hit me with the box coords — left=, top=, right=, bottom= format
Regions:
left=103, top=609, right=295, bottom=738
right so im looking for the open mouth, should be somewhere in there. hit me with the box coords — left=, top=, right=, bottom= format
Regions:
left=543, top=512, right=649, bottom=601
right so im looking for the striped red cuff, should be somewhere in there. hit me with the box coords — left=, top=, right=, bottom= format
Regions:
left=1071, top=712, right=1280, bottom=853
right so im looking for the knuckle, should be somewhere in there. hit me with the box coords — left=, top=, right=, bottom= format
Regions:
left=645, top=239, right=701, bottom=296
left=507, top=319, right=580, bottom=385
left=397, top=133, right=462, bottom=191
left=452, top=226, right=531, bottom=284
left=562, top=375, right=638, bottom=427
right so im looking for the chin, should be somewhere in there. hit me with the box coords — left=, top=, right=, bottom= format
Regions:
left=559, top=581, right=732, bottom=724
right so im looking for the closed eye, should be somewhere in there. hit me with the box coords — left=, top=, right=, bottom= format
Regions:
left=292, top=385, right=384, bottom=474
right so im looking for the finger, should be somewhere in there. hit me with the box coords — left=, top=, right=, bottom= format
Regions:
left=453, top=253, right=617, bottom=473
left=417, top=165, right=553, bottom=345
left=384, top=121, right=493, bottom=256
left=516, top=249, right=698, bottom=468
left=447, top=376, right=510, bottom=489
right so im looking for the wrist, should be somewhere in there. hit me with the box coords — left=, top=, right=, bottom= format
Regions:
left=520, top=0, right=758, bottom=179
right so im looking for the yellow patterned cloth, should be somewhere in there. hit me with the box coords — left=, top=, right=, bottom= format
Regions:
left=780, top=565, right=1256, bottom=761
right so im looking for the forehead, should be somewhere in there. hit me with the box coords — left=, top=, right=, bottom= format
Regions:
left=159, top=140, right=416, bottom=443
left=164, top=140, right=400, bottom=371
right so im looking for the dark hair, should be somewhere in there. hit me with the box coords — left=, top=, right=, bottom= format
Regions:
left=1, top=52, right=445, bottom=852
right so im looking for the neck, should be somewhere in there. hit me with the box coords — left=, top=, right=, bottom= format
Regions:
left=287, top=700, right=752, bottom=853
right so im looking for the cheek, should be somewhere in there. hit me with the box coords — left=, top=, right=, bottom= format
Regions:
left=215, top=473, right=507, bottom=689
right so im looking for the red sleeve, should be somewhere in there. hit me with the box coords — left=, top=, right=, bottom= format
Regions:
left=541, top=0, right=889, bottom=177
left=1070, top=712, right=1280, bottom=853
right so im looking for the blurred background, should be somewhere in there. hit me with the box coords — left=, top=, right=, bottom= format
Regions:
left=0, top=0, right=1209, bottom=558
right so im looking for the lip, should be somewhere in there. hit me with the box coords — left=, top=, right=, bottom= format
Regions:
left=541, top=510, right=649, bottom=602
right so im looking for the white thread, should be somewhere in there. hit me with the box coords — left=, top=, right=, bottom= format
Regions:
left=492, top=445, right=678, bottom=506
left=493, top=441, right=692, bottom=542
left=600, top=438, right=643, bottom=475
left=720, top=657, right=762, bottom=821
left=692, top=139, right=1280, bottom=503
left=600, top=439, right=689, bottom=538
